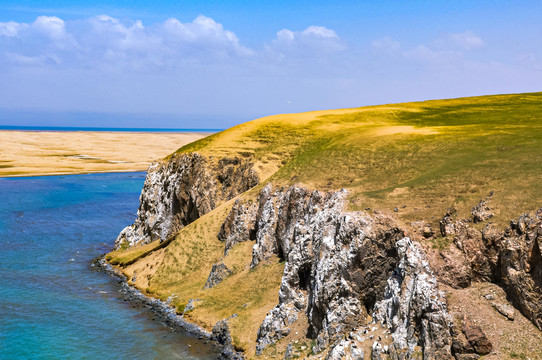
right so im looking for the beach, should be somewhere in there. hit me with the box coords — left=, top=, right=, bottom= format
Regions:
left=0, top=130, right=210, bottom=177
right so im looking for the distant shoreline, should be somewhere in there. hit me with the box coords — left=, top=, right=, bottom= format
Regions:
left=0, top=125, right=222, bottom=133
left=0, top=130, right=211, bottom=177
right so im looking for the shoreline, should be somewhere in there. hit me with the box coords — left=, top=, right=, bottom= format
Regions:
left=0, top=169, right=145, bottom=178
left=0, top=130, right=211, bottom=178
left=93, top=256, right=242, bottom=359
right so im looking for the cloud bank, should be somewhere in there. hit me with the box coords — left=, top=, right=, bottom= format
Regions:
left=0, top=15, right=342, bottom=70
left=0, top=14, right=540, bottom=127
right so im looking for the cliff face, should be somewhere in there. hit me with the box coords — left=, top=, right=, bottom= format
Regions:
left=115, top=153, right=259, bottom=249
left=218, top=184, right=454, bottom=359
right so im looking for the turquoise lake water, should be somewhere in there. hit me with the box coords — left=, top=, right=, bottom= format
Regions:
left=0, top=173, right=219, bottom=359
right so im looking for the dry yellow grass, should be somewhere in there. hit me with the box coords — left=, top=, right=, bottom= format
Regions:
left=112, top=196, right=284, bottom=357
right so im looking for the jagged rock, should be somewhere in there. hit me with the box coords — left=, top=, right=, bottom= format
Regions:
left=218, top=199, right=257, bottom=255
left=430, top=245, right=472, bottom=289
left=256, top=302, right=297, bottom=351
left=432, top=208, right=542, bottom=331
left=471, top=197, right=494, bottom=224
left=492, top=211, right=542, bottom=329
left=230, top=184, right=454, bottom=358
left=351, top=345, right=365, bottom=360
left=371, top=341, right=382, bottom=360
left=410, top=221, right=434, bottom=239
left=115, top=153, right=258, bottom=249
left=326, top=340, right=346, bottom=360
left=440, top=209, right=459, bottom=237
left=182, top=298, right=197, bottom=315
left=450, top=318, right=475, bottom=356
left=250, top=185, right=405, bottom=354
left=283, top=342, right=294, bottom=360
left=203, top=262, right=232, bottom=289
left=373, top=238, right=454, bottom=360
left=461, top=316, right=492, bottom=355
left=212, top=320, right=233, bottom=347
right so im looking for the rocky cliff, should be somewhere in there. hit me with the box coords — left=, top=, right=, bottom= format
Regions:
left=215, top=184, right=455, bottom=359
left=111, top=152, right=542, bottom=359
left=114, top=153, right=259, bottom=249
left=213, top=184, right=542, bottom=359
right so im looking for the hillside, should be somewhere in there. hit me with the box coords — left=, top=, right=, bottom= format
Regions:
left=105, top=92, right=542, bottom=359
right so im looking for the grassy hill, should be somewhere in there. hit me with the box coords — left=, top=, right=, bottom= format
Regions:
left=107, top=92, right=542, bottom=358
left=179, top=92, right=541, bottom=226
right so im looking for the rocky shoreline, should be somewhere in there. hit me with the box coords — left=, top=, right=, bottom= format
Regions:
left=92, top=256, right=243, bottom=359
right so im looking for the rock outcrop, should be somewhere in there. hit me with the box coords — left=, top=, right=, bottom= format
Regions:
left=204, top=262, right=232, bottom=289
left=372, top=237, right=453, bottom=359
left=471, top=193, right=494, bottom=224
left=112, top=150, right=541, bottom=358
left=211, top=319, right=243, bottom=359
left=115, top=153, right=259, bottom=249
left=218, top=199, right=257, bottom=255
left=431, top=207, right=542, bottom=331
left=219, top=184, right=454, bottom=358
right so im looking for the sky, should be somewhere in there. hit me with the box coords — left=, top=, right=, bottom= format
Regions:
left=0, top=0, right=541, bottom=129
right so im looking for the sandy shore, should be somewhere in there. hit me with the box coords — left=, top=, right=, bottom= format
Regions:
left=0, top=130, right=210, bottom=177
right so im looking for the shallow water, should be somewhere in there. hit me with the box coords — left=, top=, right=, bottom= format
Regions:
left=0, top=173, right=219, bottom=359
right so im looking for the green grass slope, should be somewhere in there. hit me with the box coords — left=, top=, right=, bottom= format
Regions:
left=179, top=92, right=542, bottom=227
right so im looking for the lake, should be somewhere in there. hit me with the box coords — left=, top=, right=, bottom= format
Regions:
left=0, top=172, right=219, bottom=359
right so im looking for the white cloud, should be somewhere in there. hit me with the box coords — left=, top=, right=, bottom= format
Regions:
left=0, top=15, right=253, bottom=69
left=32, top=16, right=68, bottom=40
left=268, top=25, right=345, bottom=58
left=403, top=45, right=463, bottom=66
left=402, top=31, right=483, bottom=68
left=0, top=21, right=28, bottom=37
left=448, top=31, right=484, bottom=50
left=302, top=25, right=339, bottom=39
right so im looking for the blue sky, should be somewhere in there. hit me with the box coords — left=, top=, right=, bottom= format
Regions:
left=1, top=1, right=541, bottom=128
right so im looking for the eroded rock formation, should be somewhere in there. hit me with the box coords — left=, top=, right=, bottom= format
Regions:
left=114, top=153, right=259, bottom=249
left=219, top=184, right=454, bottom=358
left=431, top=208, right=542, bottom=331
